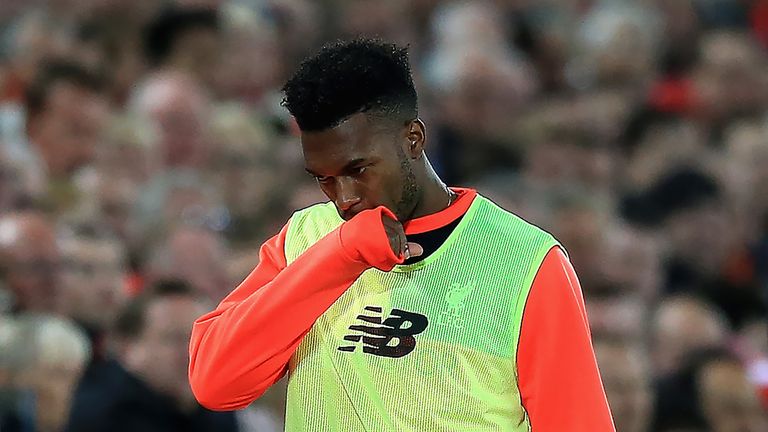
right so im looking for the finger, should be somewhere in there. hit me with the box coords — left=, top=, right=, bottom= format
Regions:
left=405, top=242, right=424, bottom=258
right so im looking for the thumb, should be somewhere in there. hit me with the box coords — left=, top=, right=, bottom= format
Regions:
left=405, top=242, right=424, bottom=259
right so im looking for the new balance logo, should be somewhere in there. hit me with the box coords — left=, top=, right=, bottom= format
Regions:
left=338, top=306, right=429, bottom=358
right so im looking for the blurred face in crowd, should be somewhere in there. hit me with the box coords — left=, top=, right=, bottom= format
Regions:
left=594, top=340, right=652, bottom=432
left=699, top=359, right=768, bottom=432
left=168, top=26, right=220, bottom=88
left=28, top=81, right=109, bottom=178
left=95, top=177, right=140, bottom=242
left=0, top=213, right=60, bottom=313
left=150, top=227, right=230, bottom=302
left=694, top=32, right=768, bottom=122
left=19, top=351, right=87, bottom=432
left=721, top=122, right=768, bottom=233
left=167, top=228, right=229, bottom=302
left=215, top=21, right=281, bottom=103
left=664, top=200, right=736, bottom=276
left=13, top=317, right=90, bottom=432
left=139, top=74, right=212, bottom=169
left=127, top=294, right=206, bottom=406
left=653, top=297, right=728, bottom=377
left=599, top=225, right=662, bottom=299
left=59, top=234, right=127, bottom=330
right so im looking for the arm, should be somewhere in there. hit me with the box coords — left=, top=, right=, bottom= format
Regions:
left=517, top=246, right=615, bottom=431
left=188, top=207, right=402, bottom=411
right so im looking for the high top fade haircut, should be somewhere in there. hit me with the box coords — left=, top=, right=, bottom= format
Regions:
left=282, top=38, right=418, bottom=132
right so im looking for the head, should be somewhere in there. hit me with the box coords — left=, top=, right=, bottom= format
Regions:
left=146, top=226, right=230, bottom=303
left=594, top=338, right=653, bottom=432
left=143, top=7, right=220, bottom=86
left=3, top=314, right=91, bottom=432
left=58, top=223, right=127, bottom=331
left=653, top=295, right=730, bottom=377
left=697, top=353, right=768, bottom=432
left=25, top=60, right=109, bottom=178
left=0, top=212, right=60, bottom=313
left=114, top=280, right=208, bottom=406
left=282, top=39, right=428, bottom=221
left=131, top=72, right=212, bottom=169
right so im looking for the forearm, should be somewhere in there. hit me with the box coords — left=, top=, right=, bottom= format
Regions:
left=189, top=207, right=401, bottom=410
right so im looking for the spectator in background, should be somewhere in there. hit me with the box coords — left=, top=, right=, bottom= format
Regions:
left=654, top=347, right=768, bottom=432
left=65, top=279, right=237, bottom=432
left=653, top=295, right=730, bottom=378
left=0, top=211, right=60, bottom=314
left=0, top=314, right=91, bottom=432
left=58, top=221, right=128, bottom=363
left=142, top=7, right=220, bottom=89
left=594, top=337, right=653, bottom=432
left=24, top=60, right=109, bottom=214
left=648, top=167, right=765, bottom=328
left=146, top=226, right=230, bottom=303
left=130, top=71, right=212, bottom=171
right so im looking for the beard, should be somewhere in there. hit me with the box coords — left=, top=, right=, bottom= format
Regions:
left=394, top=147, right=420, bottom=220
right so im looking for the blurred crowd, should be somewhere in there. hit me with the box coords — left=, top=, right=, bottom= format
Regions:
left=0, top=0, right=766, bottom=431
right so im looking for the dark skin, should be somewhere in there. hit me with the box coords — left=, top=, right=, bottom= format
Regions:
left=302, top=112, right=455, bottom=260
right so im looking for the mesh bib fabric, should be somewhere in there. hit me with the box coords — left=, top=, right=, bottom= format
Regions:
left=283, top=195, right=557, bottom=431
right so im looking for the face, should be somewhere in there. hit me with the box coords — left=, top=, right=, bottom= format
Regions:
left=594, top=342, right=653, bottom=432
left=59, top=236, right=127, bottom=330
left=653, top=299, right=727, bottom=376
left=699, top=360, right=768, bottom=432
left=22, top=359, right=86, bottom=432
left=129, top=296, right=206, bottom=404
left=1, top=217, right=60, bottom=313
left=301, top=113, right=421, bottom=221
left=29, top=82, right=109, bottom=177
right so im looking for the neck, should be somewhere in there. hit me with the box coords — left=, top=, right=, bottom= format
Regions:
left=408, top=159, right=452, bottom=220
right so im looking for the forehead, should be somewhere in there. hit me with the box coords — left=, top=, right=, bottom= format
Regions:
left=301, top=113, right=392, bottom=171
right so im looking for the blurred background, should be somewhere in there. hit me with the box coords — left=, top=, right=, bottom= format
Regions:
left=0, top=0, right=766, bottom=431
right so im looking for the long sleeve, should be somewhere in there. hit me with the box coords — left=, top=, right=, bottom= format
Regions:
left=517, top=246, right=615, bottom=431
left=188, top=207, right=403, bottom=411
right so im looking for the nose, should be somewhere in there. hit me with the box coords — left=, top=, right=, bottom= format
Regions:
left=334, top=178, right=361, bottom=212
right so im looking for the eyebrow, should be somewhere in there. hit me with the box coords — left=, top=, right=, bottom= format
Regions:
left=305, top=158, right=368, bottom=177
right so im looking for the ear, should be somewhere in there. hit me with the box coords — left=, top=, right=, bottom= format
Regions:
left=405, top=119, right=427, bottom=159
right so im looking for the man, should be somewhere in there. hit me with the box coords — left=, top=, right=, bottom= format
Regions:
left=24, top=60, right=110, bottom=213
left=142, top=7, right=220, bottom=88
left=25, top=61, right=108, bottom=179
left=189, top=39, right=613, bottom=431
left=653, top=348, right=768, bottom=431
left=66, top=280, right=237, bottom=432
left=58, top=222, right=128, bottom=362
left=0, top=210, right=60, bottom=314
left=0, top=314, right=91, bottom=432
left=594, top=337, right=653, bottom=432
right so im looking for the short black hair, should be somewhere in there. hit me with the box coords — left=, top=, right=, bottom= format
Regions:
left=143, top=7, right=219, bottom=67
left=113, top=279, right=195, bottom=340
left=25, top=60, right=106, bottom=121
left=282, top=38, right=418, bottom=132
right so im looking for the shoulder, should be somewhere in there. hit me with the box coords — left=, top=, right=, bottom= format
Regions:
left=472, top=194, right=558, bottom=248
